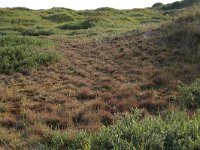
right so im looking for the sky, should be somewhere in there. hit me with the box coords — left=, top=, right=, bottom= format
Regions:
left=0, top=0, right=179, bottom=10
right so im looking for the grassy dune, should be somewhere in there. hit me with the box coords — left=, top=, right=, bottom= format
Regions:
left=0, top=0, right=200, bottom=149
left=0, top=7, right=168, bottom=38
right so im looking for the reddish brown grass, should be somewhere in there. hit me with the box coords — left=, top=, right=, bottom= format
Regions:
left=1, top=27, right=199, bottom=148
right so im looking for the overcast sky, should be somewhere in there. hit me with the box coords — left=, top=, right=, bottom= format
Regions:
left=0, top=0, right=180, bottom=10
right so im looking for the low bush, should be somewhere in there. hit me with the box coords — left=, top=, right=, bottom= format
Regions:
left=0, top=35, right=59, bottom=73
left=43, top=12, right=75, bottom=23
left=59, top=19, right=97, bottom=30
left=38, top=109, right=200, bottom=150
left=177, top=78, right=200, bottom=109
left=162, top=0, right=200, bottom=10
left=152, top=3, right=165, bottom=8
left=22, top=26, right=55, bottom=36
left=59, top=17, right=107, bottom=30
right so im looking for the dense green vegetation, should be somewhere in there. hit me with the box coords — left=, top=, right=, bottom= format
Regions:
left=43, top=12, right=75, bottom=23
left=0, top=7, right=168, bottom=38
left=161, top=0, right=200, bottom=10
left=151, top=0, right=200, bottom=10
left=0, top=35, right=59, bottom=73
left=177, top=78, right=200, bottom=109
left=39, top=109, right=200, bottom=150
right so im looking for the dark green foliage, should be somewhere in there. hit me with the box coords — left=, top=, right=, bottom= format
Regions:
left=177, top=79, right=200, bottom=108
left=43, top=12, right=75, bottom=23
left=59, top=19, right=97, bottom=30
left=11, top=7, right=31, bottom=11
left=152, top=2, right=165, bottom=8
left=162, top=0, right=200, bottom=10
left=0, top=35, right=59, bottom=73
left=39, top=110, right=200, bottom=150
left=22, top=26, right=55, bottom=36
left=163, top=1, right=182, bottom=10
left=163, top=9, right=200, bottom=63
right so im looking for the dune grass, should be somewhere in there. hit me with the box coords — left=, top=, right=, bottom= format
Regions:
left=0, top=7, right=168, bottom=39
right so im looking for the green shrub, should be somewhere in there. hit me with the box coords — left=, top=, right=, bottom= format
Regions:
left=59, top=19, right=97, bottom=30
left=0, top=35, right=59, bottom=73
left=0, top=30, right=20, bottom=36
left=152, top=3, right=165, bottom=8
left=43, top=12, right=75, bottom=23
left=177, top=78, right=200, bottom=108
left=22, top=26, right=55, bottom=36
left=38, top=109, right=200, bottom=150
left=162, top=0, right=200, bottom=10
left=163, top=2, right=182, bottom=10
left=39, top=132, right=89, bottom=150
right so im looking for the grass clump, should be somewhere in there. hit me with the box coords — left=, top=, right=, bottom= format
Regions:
left=177, top=79, right=200, bottom=109
left=0, top=35, right=59, bottom=73
left=0, top=127, right=26, bottom=149
left=38, top=109, right=200, bottom=150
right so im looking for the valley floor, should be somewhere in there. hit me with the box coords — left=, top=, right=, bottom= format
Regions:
left=0, top=28, right=200, bottom=148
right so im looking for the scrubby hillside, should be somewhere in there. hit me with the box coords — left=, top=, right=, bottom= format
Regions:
left=152, top=0, right=200, bottom=10
left=163, top=8, right=200, bottom=62
left=157, top=5, right=200, bottom=81
left=0, top=0, right=200, bottom=149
